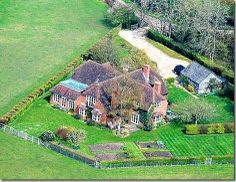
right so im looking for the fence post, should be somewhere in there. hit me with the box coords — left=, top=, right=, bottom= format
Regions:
left=31, top=136, right=34, bottom=143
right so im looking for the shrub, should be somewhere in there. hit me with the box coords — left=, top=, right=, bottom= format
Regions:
left=215, top=124, right=225, bottom=134
left=86, top=119, right=96, bottom=126
left=120, top=129, right=129, bottom=137
left=67, top=129, right=87, bottom=145
left=199, top=125, right=208, bottom=134
left=147, top=29, right=234, bottom=84
left=207, top=125, right=216, bottom=134
left=166, top=77, right=175, bottom=84
left=186, top=125, right=200, bottom=135
left=55, top=126, right=76, bottom=140
left=39, top=131, right=55, bottom=142
left=187, top=84, right=195, bottom=93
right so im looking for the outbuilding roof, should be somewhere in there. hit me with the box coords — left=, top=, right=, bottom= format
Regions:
left=180, top=61, right=214, bottom=84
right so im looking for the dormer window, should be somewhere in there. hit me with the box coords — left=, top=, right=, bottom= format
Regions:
left=86, top=95, right=96, bottom=107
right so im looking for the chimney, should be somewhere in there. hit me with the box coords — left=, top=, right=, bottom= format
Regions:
left=143, top=64, right=150, bottom=82
left=154, top=81, right=162, bottom=94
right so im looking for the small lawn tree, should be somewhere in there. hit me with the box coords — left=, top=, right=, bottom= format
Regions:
left=174, top=99, right=217, bottom=125
left=67, top=129, right=87, bottom=148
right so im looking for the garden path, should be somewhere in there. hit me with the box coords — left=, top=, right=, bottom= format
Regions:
left=118, top=28, right=190, bottom=79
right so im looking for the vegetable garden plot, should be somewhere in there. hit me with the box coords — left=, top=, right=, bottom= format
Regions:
left=144, top=151, right=173, bottom=158
left=136, top=141, right=166, bottom=149
left=89, top=142, right=124, bottom=152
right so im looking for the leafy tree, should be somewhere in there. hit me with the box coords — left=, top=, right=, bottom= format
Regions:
left=207, top=78, right=221, bottom=92
left=39, top=131, right=55, bottom=142
left=174, top=99, right=217, bottom=125
left=84, top=36, right=120, bottom=66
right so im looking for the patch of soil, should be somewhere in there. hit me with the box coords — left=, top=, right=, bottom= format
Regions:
left=89, top=142, right=124, bottom=152
left=144, top=151, right=172, bottom=158
left=136, top=142, right=165, bottom=149
left=96, top=153, right=128, bottom=161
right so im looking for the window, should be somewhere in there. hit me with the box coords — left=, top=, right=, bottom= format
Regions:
left=155, top=101, right=162, bottom=108
left=53, top=94, right=60, bottom=102
left=92, top=114, right=100, bottom=122
left=131, top=113, right=139, bottom=124
left=154, top=115, right=162, bottom=123
left=78, top=108, right=86, bottom=116
left=61, top=97, right=67, bottom=108
left=69, top=100, right=74, bottom=109
left=86, top=95, right=96, bottom=107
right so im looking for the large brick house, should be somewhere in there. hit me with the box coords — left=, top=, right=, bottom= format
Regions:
left=50, top=60, right=168, bottom=129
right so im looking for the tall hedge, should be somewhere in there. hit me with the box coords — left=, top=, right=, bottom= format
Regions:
left=147, top=30, right=234, bottom=84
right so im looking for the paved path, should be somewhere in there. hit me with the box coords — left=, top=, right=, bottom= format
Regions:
left=118, top=28, right=190, bottom=79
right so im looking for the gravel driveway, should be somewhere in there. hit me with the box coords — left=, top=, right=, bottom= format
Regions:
left=119, top=29, right=190, bottom=79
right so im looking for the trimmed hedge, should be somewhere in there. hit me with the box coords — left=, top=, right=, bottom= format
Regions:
left=0, top=58, right=83, bottom=124
left=100, top=155, right=234, bottom=168
left=185, top=123, right=234, bottom=135
left=147, top=30, right=234, bottom=84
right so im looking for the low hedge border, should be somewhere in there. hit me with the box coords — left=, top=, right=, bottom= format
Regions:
left=100, top=155, right=234, bottom=168
left=147, top=30, right=234, bottom=84
left=185, top=123, right=234, bottom=135
left=0, top=58, right=83, bottom=124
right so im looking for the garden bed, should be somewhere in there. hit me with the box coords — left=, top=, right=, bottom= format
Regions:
left=144, top=151, right=173, bottom=158
left=136, top=141, right=166, bottom=149
left=89, top=142, right=124, bottom=152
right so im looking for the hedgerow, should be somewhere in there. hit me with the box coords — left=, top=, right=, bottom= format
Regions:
left=147, top=30, right=234, bottom=84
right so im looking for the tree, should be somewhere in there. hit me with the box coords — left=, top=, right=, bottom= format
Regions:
left=174, top=99, right=217, bottom=125
left=191, top=0, right=230, bottom=61
left=85, top=35, right=120, bottom=66
left=207, top=78, right=221, bottom=92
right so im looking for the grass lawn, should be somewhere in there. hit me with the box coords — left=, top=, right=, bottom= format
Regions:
left=10, top=92, right=234, bottom=157
left=0, top=131, right=234, bottom=180
left=0, top=0, right=111, bottom=116
left=167, top=84, right=234, bottom=123
left=147, top=38, right=191, bottom=62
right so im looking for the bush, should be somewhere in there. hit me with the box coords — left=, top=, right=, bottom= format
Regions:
left=67, top=129, right=87, bottom=145
left=185, top=125, right=200, bottom=135
left=187, top=84, right=195, bottom=93
left=217, top=83, right=234, bottom=100
left=55, top=126, right=76, bottom=140
left=39, top=131, right=55, bottom=142
left=166, top=77, right=175, bottom=84
left=147, top=30, right=234, bottom=84
left=215, top=124, right=225, bottom=134
left=86, top=119, right=96, bottom=126
left=185, top=123, right=234, bottom=135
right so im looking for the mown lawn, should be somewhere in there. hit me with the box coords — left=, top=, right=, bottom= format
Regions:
left=10, top=93, right=234, bottom=157
left=167, top=84, right=234, bottom=123
left=0, top=0, right=111, bottom=116
left=0, top=131, right=234, bottom=180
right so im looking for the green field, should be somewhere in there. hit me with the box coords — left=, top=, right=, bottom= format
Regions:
left=10, top=83, right=234, bottom=158
left=0, top=131, right=234, bottom=180
left=0, top=0, right=111, bottom=116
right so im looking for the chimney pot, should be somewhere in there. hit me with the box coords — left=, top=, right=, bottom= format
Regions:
left=143, top=64, right=150, bottom=82
left=154, top=81, right=162, bottom=94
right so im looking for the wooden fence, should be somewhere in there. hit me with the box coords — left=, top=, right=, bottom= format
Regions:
left=0, top=123, right=99, bottom=168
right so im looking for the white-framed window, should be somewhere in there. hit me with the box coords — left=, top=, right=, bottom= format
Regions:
left=154, top=115, right=162, bottom=123
left=131, top=112, right=139, bottom=124
left=86, top=95, right=96, bottom=107
left=92, top=114, right=100, bottom=122
left=68, top=100, right=74, bottom=109
left=155, top=101, right=162, bottom=108
left=61, top=96, right=67, bottom=108
left=78, top=108, right=86, bottom=116
left=53, top=94, right=60, bottom=102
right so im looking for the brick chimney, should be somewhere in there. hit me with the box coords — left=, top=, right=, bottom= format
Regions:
left=154, top=81, right=162, bottom=94
left=143, top=64, right=150, bottom=82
